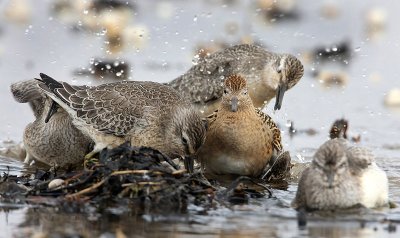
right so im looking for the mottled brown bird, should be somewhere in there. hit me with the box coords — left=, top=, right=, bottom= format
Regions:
left=197, top=75, right=283, bottom=177
left=10, top=79, right=92, bottom=167
left=36, top=73, right=206, bottom=166
left=292, top=139, right=389, bottom=211
left=167, top=44, right=304, bottom=115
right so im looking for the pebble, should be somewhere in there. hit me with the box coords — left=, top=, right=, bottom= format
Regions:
left=384, top=88, right=400, bottom=107
left=48, top=178, right=65, bottom=190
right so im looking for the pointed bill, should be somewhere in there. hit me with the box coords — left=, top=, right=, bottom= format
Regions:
left=274, top=83, right=287, bottom=111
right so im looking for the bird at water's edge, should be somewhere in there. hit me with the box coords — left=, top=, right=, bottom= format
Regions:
left=10, top=79, right=92, bottom=167
left=167, top=44, right=304, bottom=115
left=197, top=74, right=284, bottom=177
left=292, top=138, right=389, bottom=210
left=36, top=73, right=207, bottom=171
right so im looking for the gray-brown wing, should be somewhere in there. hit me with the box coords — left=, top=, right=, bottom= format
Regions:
left=55, top=81, right=183, bottom=136
left=167, top=44, right=273, bottom=104
left=11, top=79, right=46, bottom=118
left=347, top=146, right=374, bottom=174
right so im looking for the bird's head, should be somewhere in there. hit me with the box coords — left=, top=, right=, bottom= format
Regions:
left=312, top=139, right=349, bottom=188
left=221, top=75, right=253, bottom=112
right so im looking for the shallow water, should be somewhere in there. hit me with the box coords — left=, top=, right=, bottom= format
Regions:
left=1, top=0, right=400, bottom=237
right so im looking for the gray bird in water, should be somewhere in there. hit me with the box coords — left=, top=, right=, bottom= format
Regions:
left=167, top=44, right=304, bottom=115
left=292, top=138, right=389, bottom=211
left=10, top=79, right=93, bottom=167
left=36, top=73, right=206, bottom=170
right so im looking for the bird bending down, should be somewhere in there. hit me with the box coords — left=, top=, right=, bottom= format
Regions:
left=10, top=79, right=92, bottom=167
left=35, top=73, right=206, bottom=168
left=197, top=74, right=283, bottom=177
left=167, top=44, right=304, bottom=115
left=292, top=138, right=389, bottom=211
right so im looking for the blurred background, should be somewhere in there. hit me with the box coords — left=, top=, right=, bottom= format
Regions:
left=0, top=0, right=400, bottom=237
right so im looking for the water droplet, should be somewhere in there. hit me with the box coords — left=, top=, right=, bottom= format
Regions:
left=285, top=120, right=292, bottom=127
left=296, top=154, right=305, bottom=162
left=106, top=64, right=111, bottom=70
left=192, top=54, right=200, bottom=65
left=218, top=66, right=224, bottom=73
left=332, top=47, right=338, bottom=52
left=113, top=61, right=120, bottom=67
left=354, top=47, right=361, bottom=52
left=116, top=72, right=122, bottom=77
left=193, top=15, right=198, bottom=22
left=83, top=9, right=89, bottom=15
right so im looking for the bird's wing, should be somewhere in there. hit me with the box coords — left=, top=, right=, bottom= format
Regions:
left=10, top=79, right=47, bottom=118
left=168, top=44, right=271, bottom=105
left=37, top=73, right=180, bottom=137
left=10, top=79, right=44, bottom=103
left=347, top=146, right=374, bottom=174
left=255, top=108, right=282, bottom=152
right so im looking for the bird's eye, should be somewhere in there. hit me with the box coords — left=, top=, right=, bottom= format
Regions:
left=243, top=90, right=248, bottom=95
left=277, top=69, right=282, bottom=74
left=182, top=136, right=188, bottom=146
left=223, top=89, right=228, bottom=94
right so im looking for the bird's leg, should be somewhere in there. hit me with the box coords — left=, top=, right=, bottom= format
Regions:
left=84, top=143, right=105, bottom=159
left=23, top=152, right=34, bottom=164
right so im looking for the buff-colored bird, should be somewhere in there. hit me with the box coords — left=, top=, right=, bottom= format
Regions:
left=197, top=75, right=283, bottom=177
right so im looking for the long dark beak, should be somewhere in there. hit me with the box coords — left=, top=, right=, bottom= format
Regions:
left=231, top=96, right=238, bottom=112
left=326, top=171, right=335, bottom=188
left=274, top=83, right=287, bottom=111
left=184, top=156, right=194, bottom=173
left=45, top=101, right=58, bottom=123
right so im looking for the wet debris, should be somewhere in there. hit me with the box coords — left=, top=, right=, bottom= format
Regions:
left=384, top=88, right=400, bottom=107
left=262, top=151, right=292, bottom=183
left=0, top=142, right=26, bottom=161
left=0, top=143, right=275, bottom=214
left=329, top=118, right=348, bottom=139
left=312, top=69, right=349, bottom=87
left=311, top=41, right=352, bottom=65
left=256, top=0, right=300, bottom=23
left=91, top=0, right=136, bottom=13
left=51, top=0, right=147, bottom=54
left=4, top=0, right=32, bottom=25
left=320, top=1, right=340, bottom=20
left=329, top=118, right=361, bottom=142
left=365, top=8, right=387, bottom=40
left=218, top=176, right=272, bottom=204
left=74, top=58, right=129, bottom=80
left=287, top=121, right=318, bottom=138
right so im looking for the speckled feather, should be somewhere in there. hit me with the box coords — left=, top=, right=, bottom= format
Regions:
left=292, top=139, right=388, bottom=210
left=10, top=79, right=92, bottom=167
left=198, top=75, right=283, bottom=177
left=36, top=73, right=206, bottom=159
left=167, top=44, right=304, bottom=109
left=38, top=74, right=184, bottom=137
